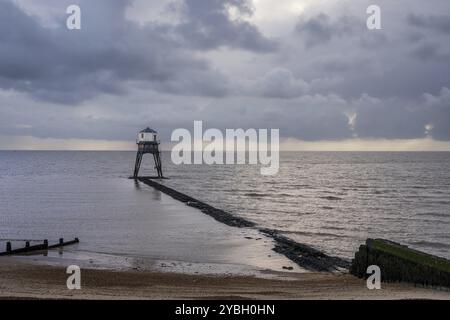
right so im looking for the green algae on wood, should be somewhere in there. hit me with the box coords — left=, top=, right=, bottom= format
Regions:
left=351, top=239, right=450, bottom=289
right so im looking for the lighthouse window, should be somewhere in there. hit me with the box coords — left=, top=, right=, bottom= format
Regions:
left=141, top=133, right=144, bottom=139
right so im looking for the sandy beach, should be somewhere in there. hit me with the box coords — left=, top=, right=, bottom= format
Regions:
left=0, top=257, right=449, bottom=300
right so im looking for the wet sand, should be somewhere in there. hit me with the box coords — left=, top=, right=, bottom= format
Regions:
left=1, top=257, right=449, bottom=300
left=0, top=178, right=303, bottom=274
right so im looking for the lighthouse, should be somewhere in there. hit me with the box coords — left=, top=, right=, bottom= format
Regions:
left=133, top=127, right=163, bottom=179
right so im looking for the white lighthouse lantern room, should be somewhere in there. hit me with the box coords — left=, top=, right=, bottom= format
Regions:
left=137, top=127, right=158, bottom=143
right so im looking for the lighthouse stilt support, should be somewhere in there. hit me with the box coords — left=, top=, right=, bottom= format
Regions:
left=133, top=151, right=143, bottom=178
left=133, top=150, right=163, bottom=179
left=153, top=152, right=163, bottom=178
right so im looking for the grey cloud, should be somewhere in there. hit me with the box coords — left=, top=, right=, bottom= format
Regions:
left=411, top=42, right=450, bottom=62
left=295, top=13, right=361, bottom=48
left=0, top=0, right=247, bottom=104
left=407, top=14, right=450, bottom=34
left=176, top=0, right=277, bottom=52
left=354, top=89, right=450, bottom=141
left=359, top=32, right=388, bottom=49
left=354, top=96, right=427, bottom=139
left=254, top=68, right=309, bottom=99
left=170, top=94, right=354, bottom=141
left=423, top=87, right=450, bottom=140
left=279, top=102, right=352, bottom=141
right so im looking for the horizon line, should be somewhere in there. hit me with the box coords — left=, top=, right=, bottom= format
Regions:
left=2, top=149, right=450, bottom=152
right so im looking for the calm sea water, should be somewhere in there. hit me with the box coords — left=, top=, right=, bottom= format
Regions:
left=1, top=151, right=449, bottom=260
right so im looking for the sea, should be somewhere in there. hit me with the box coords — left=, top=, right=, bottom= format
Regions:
left=1, top=151, right=449, bottom=261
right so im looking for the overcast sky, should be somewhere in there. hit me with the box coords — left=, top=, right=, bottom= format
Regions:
left=0, top=0, right=450, bottom=150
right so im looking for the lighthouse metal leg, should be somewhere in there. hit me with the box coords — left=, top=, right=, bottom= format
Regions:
left=152, top=153, right=163, bottom=178
left=133, top=151, right=143, bottom=178
left=156, top=152, right=163, bottom=178
left=152, top=153, right=157, bottom=176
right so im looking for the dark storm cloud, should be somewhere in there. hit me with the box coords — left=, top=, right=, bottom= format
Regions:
left=407, top=14, right=450, bottom=34
left=353, top=89, right=450, bottom=141
left=423, top=88, right=450, bottom=140
left=0, top=0, right=263, bottom=104
left=290, top=8, right=450, bottom=102
left=354, top=97, right=427, bottom=140
left=254, top=68, right=309, bottom=99
left=410, top=42, right=450, bottom=62
left=295, top=13, right=361, bottom=47
left=275, top=102, right=353, bottom=141
left=406, top=13, right=450, bottom=63
left=176, top=0, right=277, bottom=52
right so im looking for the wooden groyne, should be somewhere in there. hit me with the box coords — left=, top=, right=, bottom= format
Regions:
left=48, top=238, right=80, bottom=249
left=0, top=238, right=79, bottom=256
left=138, top=177, right=350, bottom=272
left=351, top=239, right=450, bottom=288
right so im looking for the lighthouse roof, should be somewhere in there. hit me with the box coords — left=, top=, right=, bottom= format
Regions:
left=140, top=127, right=157, bottom=133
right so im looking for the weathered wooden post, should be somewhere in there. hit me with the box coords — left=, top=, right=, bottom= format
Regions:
left=44, top=239, right=48, bottom=248
left=133, top=127, right=163, bottom=179
left=59, top=238, right=64, bottom=245
left=25, top=241, right=30, bottom=248
left=6, top=242, right=11, bottom=253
